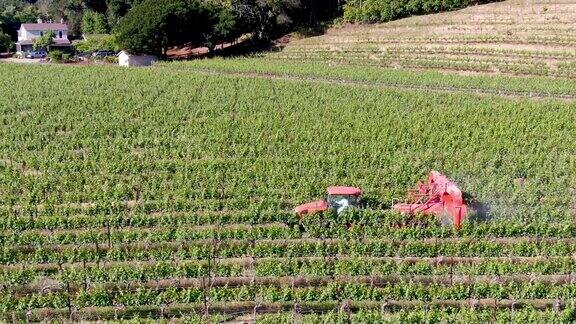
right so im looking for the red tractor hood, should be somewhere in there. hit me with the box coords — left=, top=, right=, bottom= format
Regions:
left=327, top=186, right=362, bottom=196
left=294, top=199, right=328, bottom=216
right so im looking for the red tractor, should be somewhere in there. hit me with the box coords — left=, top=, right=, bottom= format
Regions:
left=294, top=171, right=468, bottom=229
left=294, top=186, right=363, bottom=217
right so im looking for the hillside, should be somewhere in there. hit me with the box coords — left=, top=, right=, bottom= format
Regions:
left=272, top=0, right=576, bottom=77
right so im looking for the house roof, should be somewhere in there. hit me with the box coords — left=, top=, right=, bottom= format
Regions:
left=21, top=23, right=68, bottom=31
left=17, top=39, right=71, bottom=46
left=119, top=50, right=157, bottom=58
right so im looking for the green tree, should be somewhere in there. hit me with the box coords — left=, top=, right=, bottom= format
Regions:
left=83, top=0, right=108, bottom=13
left=81, top=10, right=108, bottom=34
left=0, top=31, right=12, bottom=52
left=116, top=0, right=212, bottom=57
left=200, top=2, right=236, bottom=53
left=1, top=2, right=39, bottom=39
left=75, top=33, right=119, bottom=52
left=106, top=0, right=136, bottom=29
left=38, top=0, right=84, bottom=36
left=33, top=29, right=55, bottom=50
left=231, top=0, right=298, bottom=41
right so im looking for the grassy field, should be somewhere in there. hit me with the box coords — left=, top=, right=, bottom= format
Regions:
left=1, top=1, right=576, bottom=321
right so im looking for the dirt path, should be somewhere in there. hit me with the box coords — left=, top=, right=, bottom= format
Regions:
left=6, top=236, right=576, bottom=253
left=0, top=158, right=42, bottom=176
left=5, top=299, right=569, bottom=322
left=1, top=255, right=573, bottom=272
left=0, top=58, right=47, bottom=64
left=8, top=274, right=576, bottom=295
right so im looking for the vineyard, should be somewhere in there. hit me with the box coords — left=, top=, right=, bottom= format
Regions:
left=2, top=32, right=576, bottom=322
left=271, top=0, right=576, bottom=78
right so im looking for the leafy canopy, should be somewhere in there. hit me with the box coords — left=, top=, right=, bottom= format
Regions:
left=0, top=31, right=12, bottom=52
left=81, top=10, right=108, bottom=34
left=33, top=29, right=55, bottom=50
left=115, top=0, right=234, bottom=56
left=75, top=33, right=119, bottom=52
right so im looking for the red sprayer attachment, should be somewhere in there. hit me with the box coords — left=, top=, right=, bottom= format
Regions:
left=393, top=171, right=468, bottom=229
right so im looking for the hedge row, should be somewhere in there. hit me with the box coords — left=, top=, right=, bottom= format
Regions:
left=343, top=0, right=500, bottom=23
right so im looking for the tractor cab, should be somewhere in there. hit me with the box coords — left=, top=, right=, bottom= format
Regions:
left=295, top=186, right=363, bottom=217
left=326, top=186, right=362, bottom=213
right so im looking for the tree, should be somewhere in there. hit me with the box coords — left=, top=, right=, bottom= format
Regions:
left=33, top=29, right=54, bottom=50
left=37, top=0, right=84, bottom=36
left=199, top=2, right=236, bottom=53
left=115, top=0, right=182, bottom=56
left=13, top=5, right=40, bottom=23
left=105, top=0, right=133, bottom=29
left=0, top=31, right=12, bottom=52
left=292, top=0, right=343, bottom=25
left=116, top=0, right=221, bottom=57
left=83, top=0, right=108, bottom=13
left=231, top=0, right=299, bottom=41
left=1, top=2, right=39, bottom=40
left=75, top=33, right=118, bottom=52
left=81, top=10, right=108, bottom=34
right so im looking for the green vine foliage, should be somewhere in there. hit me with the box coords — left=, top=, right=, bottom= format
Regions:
left=342, top=0, right=499, bottom=23
left=1, top=57, right=575, bottom=322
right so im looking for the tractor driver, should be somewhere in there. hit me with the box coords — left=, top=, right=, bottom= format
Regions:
left=335, top=198, right=350, bottom=214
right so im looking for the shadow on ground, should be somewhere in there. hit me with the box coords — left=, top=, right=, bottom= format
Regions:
left=464, top=192, right=494, bottom=222
left=167, top=21, right=332, bottom=60
left=167, top=37, right=288, bottom=60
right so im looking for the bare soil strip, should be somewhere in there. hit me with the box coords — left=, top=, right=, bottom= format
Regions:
left=1, top=299, right=569, bottom=321
left=5, top=236, right=575, bottom=253
left=7, top=274, right=576, bottom=295
left=3, top=255, right=572, bottom=272
left=0, top=158, right=41, bottom=176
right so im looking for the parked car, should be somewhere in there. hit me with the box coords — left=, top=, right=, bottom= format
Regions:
left=92, top=50, right=117, bottom=58
left=25, top=50, right=48, bottom=59
left=75, top=52, right=93, bottom=61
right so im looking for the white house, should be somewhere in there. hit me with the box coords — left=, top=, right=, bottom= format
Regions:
left=118, top=50, right=157, bottom=67
left=16, top=19, right=70, bottom=53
